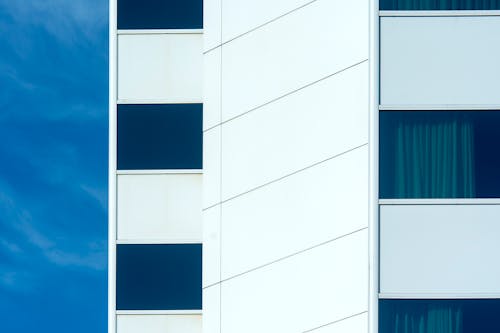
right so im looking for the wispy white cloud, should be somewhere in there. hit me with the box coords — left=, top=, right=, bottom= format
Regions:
left=81, top=184, right=107, bottom=211
left=0, top=0, right=107, bottom=329
left=0, top=239, right=22, bottom=254
left=45, top=244, right=106, bottom=271
left=0, top=185, right=106, bottom=274
left=1, top=0, right=107, bottom=46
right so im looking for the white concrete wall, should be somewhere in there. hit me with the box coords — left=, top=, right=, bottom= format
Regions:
left=380, top=16, right=500, bottom=107
left=380, top=204, right=500, bottom=295
left=202, top=0, right=370, bottom=331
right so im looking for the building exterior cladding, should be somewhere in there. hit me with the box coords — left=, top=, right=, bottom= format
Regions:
left=109, top=0, right=500, bottom=333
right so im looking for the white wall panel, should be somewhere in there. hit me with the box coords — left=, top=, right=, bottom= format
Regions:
left=221, top=147, right=368, bottom=279
left=117, top=174, right=202, bottom=241
left=203, top=48, right=221, bottom=130
left=381, top=17, right=500, bottom=106
left=203, top=284, right=221, bottom=333
left=117, top=314, right=201, bottom=333
left=220, top=230, right=368, bottom=333
left=118, top=34, right=203, bottom=102
left=203, top=205, right=221, bottom=287
left=203, top=127, right=221, bottom=209
left=380, top=204, right=500, bottom=294
left=221, top=0, right=311, bottom=42
left=203, top=0, right=221, bottom=50
left=306, top=312, right=367, bottom=333
left=221, top=0, right=368, bottom=121
left=221, top=63, right=368, bottom=200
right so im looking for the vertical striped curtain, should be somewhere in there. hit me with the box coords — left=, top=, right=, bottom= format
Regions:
left=380, top=0, right=500, bottom=10
left=391, top=305, right=463, bottom=333
left=394, top=113, right=475, bottom=198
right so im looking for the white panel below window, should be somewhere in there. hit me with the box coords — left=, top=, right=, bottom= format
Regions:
left=380, top=204, right=500, bottom=295
left=117, top=314, right=201, bottom=333
left=380, top=16, right=500, bottom=106
left=118, top=34, right=203, bottom=103
left=117, top=174, right=202, bottom=242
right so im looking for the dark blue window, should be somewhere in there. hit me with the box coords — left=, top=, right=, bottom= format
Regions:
left=118, top=0, right=203, bottom=29
left=380, top=0, right=500, bottom=10
left=380, top=299, right=500, bottom=333
left=117, top=104, right=202, bottom=170
left=116, top=244, right=202, bottom=310
left=379, top=111, right=500, bottom=199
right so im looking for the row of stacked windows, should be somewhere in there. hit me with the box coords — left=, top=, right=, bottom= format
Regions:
left=378, top=0, right=500, bottom=332
left=113, top=0, right=203, bottom=316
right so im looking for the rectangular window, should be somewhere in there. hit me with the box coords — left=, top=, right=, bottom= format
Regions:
left=117, top=104, right=202, bottom=170
left=117, top=0, right=203, bottom=30
left=380, top=299, right=500, bottom=333
left=379, top=111, right=500, bottom=199
left=380, top=0, right=500, bottom=10
left=116, top=244, right=202, bottom=310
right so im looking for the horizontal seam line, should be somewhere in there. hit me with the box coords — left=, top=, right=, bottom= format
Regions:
left=203, top=45, right=221, bottom=54
left=202, top=281, right=221, bottom=290
left=219, top=143, right=368, bottom=205
left=202, top=143, right=367, bottom=212
left=203, top=59, right=368, bottom=132
left=220, top=0, right=320, bottom=47
left=218, top=227, right=368, bottom=284
left=203, top=0, right=320, bottom=55
left=202, top=202, right=221, bottom=211
left=302, top=311, right=368, bottom=333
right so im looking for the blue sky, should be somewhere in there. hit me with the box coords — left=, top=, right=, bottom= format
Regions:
left=0, top=1, right=108, bottom=331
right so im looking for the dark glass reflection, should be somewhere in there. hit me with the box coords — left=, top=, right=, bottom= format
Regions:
left=116, top=244, right=202, bottom=310
left=117, top=104, right=202, bottom=170
left=380, top=0, right=500, bottom=10
left=380, top=299, right=500, bottom=333
left=379, top=111, right=500, bottom=199
left=118, top=0, right=203, bottom=29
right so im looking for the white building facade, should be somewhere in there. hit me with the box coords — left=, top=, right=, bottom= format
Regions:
left=109, top=0, right=500, bottom=332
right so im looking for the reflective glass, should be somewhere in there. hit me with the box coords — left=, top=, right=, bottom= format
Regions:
left=116, top=244, right=202, bottom=310
left=379, top=111, right=500, bottom=198
left=118, top=0, right=203, bottom=29
left=380, top=0, right=500, bottom=10
left=117, top=104, right=202, bottom=170
left=380, top=299, right=500, bottom=333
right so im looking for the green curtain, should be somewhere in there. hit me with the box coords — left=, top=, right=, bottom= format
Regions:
left=394, top=114, right=475, bottom=198
left=380, top=0, right=500, bottom=10
left=392, top=305, right=463, bottom=333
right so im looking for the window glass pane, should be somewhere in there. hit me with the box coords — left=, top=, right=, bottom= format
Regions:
left=380, top=0, right=500, bottom=10
left=117, top=0, right=203, bottom=30
left=380, top=299, right=500, bottom=333
left=117, top=104, right=202, bottom=170
left=116, top=244, right=202, bottom=310
left=380, top=111, right=500, bottom=198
